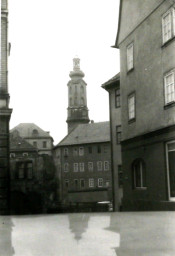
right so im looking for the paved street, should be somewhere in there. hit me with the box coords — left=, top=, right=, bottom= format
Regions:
left=0, top=212, right=175, bottom=256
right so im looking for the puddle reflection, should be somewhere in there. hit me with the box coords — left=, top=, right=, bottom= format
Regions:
left=68, top=214, right=90, bottom=241
left=0, top=216, right=15, bottom=256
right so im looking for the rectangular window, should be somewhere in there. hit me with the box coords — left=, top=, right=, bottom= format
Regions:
left=80, top=179, right=85, bottom=188
left=98, top=178, right=103, bottom=187
left=164, top=70, right=175, bottom=105
left=89, top=178, right=94, bottom=188
left=128, top=93, right=135, bottom=121
left=73, top=163, right=78, bottom=172
left=27, top=162, right=33, bottom=179
left=79, top=147, right=84, bottom=156
left=97, top=161, right=103, bottom=171
left=74, top=179, right=78, bottom=189
left=97, top=145, right=101, bottom=153
left=118, top=165, right=123, bottom=187
left=106, top=180, right=110, bottom=187
left=127, top=43, right=134, bottom=71
left=79, top=162, right=84, bottom=172
left=116, top=126, right=122, bottom=144
left=18, top=163, right=25, bottom=179
left=73, top=148, right=78, bottom=156
left=64, top=163, right=69, bottom=172
left=65, top=179, right=69, bottom=188
left=43, top=141, right=47, bottom=148
left=64, top=148, right=69, bottom=157
left=162, top=8, right=175, bottom=44
left=133, top=160, right=146, bottom=189
left=88, top=146, right=92, bottom=154
left=88, top=162, right=93, bottom=171
left=115, top=88, right=121, bottom=108
left=33, top=141, right=37, bottom=147
left=104, top=161, right=109, bottom=171
left=10, top=153, right=15, bottom=158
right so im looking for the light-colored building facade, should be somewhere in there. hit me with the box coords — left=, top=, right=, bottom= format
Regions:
left=115, top=0, right=175, bottom=210
left=11, top=123, right=53, bottom=155
left=102, top=73, right=122, bottom=211
left=0, top=0, right=12, bottom=214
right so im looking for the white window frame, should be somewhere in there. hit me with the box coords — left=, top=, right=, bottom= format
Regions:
left=127, top=42, right=134, bottom=71
left=164, top=70, right=175, bottom=105
left=89, top=178, right=94, bottom=188
left=79, top=147, right=84, bottom=156
left=104, top=161, right=109, bottom=171
left=73, top=163, right=78, bottom=172
left=98, top=178, right=103, bottom=187
left=128, top=93, right=135, bottom=120
left=88, top=162, right=93, bottom=171
left=79, top=162, right=84, bottom=172
left=162, top=7, right=175, bottom=44
left=133, top=161, right=146, bottom=189
left=97, top=161, right=103, bottom=171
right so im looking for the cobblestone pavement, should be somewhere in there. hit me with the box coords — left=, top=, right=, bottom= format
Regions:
left=0, top=212, right=175, bottom=256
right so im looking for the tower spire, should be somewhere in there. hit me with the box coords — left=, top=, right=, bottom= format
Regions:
left=66, top=57, right=90, bottom=133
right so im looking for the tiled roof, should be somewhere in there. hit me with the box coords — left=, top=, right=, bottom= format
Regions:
left=10, top=132, right=37, bottom=151
left=10, top=123, right=52, bottom=138
left=57, top=121, right=110, bottom=146
left=102, top=73, right=120, bottom=88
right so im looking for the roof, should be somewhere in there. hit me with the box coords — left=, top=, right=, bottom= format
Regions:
left=102, top=73, right=120, bottom=89
left=10, top=132, right=37, bottom=152
left=56, top=121, right=110, bottom=147
left=10, top=123, right=52, bottom=139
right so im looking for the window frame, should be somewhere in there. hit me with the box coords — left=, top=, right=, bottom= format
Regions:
left=164, top=70, right=175, bottom=105
left=80, top=179, right=85, bottom=188
left=79, top=147, right=84, bottom=156
left=132, top=159, right=147, bottom=190
left=63, top=148, right=69, bottom=157
left=98, top=178, right=103, bottom=187
left=88, top=162, right=93, bottom=171
left=73, top=163, right=79, bottom=172
left=43, top=141, right=47, bottom=148
left=116, top=125, right=122, bottom=144
left=79, top=162, right=85, bottom=172
left=115, top=88, right=121, bottom=108
left=128, top=92, right=136, bottom=122
left=127, top=42, right=134, bottom=72
left=64, top=163, right=69, bottom=172
left=89, top=178, right=94, bottom=188
left=97, top=161, right=103, bottom=171
left=104, top=161, right=109, bottom=171
left=65, top=179, right=69, bottom=188
left=162, top=7, right=175, bottom=45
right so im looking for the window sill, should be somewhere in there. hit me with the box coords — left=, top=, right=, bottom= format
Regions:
left=127, top=67, right=134, bottom=74
left=164, top=102, right=175, bottom=110
left=128, top=118, right=136, bottom=124
left=162, top=36, right=175, bottom=48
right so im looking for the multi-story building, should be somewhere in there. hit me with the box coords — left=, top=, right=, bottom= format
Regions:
left=114, top=0, right=175, bottom=210
left=54, top=121, right=112, bottom=205
left=0, top=0, right=12, bottom=214
left=102, top=73, right=122, bottom=211
left=10, top=131, right=58, bottom=214
left=11, top=123, right=53, bottom=155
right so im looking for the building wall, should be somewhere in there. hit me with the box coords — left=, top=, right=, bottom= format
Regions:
left=120, top=0, right=175, bottom=141
left=55, top=142, right=112, bottom=203
left=25, top=138, right=53, bottom=155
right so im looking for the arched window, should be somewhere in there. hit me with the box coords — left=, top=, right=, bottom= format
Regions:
left=69, top=97, right=72, bottom=106
left=32, top=129, right=38, bottom=136
left=132, top=159, right=146, bottom=189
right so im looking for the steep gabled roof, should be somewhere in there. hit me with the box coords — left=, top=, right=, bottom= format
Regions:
left=56, top=121, right=110, bottom=147
left=10, top=132, right=37, bottom=152
left=102, top=73, right=120, bottom=90
left=115, top=0, right=164, bottom=48
left=10, top=123, right=52, bottom=139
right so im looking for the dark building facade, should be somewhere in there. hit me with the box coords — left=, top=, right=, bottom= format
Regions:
left=102, top=73, right=123, bottom=211
left=0, top=0, right=12, bottom=214
left=115, top=0, right=175, bottom=210
left=54, top=122, right=112, bottom=206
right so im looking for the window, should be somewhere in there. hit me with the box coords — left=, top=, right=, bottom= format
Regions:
left=116, top=126, right=122, bottom=144
left=97, top=145, right=101, bottom=153
left=43, top=141, right=47, bottom=148
left=65, top=180, right=69, bottom=188
left=115, top=88, right=121, bottom=108
left=16, top=161, right=33, bottom=179
left=73, top=163, right=78, bottom=172
left=164, top=70, right=175, bottom=105
left=127, top=43, right=134, bottom=71
left=88, top=162, right=93, bottom=171
left=32, top=129, right=38, bottom=136
left=162, top=7, right=175, bottom=44
left=79, top=147, right=84, bottom=156
left=106, top=180, right=110, bottom=187
left=80, top=179, right=85, bottom=188
left=64, top=163, right=69, bottom=172
left=27, top=162, right=33, bottom=179
left=128, top=93, right=135, bottom=121
left=64, top=148, right=69, bottom=157
left=88, top=146, right=92, bottom=154
left=74, top=179, right=78, bottom=188
left=18, top=163, right=25, bottom=179
left=98, top=178, right=103, bottom=187
left=23, top=153, right=28, bottom=157
left=132, top=159, right=146, bottom=189
left=89, top=178, right=94, bottom=188
left=73, top=148, right=78, bottom=156
left=10, top=153, right=15, bottom=158
left=118, top=165, right=123, bottom=187
left=79, top=162, right=84, bottom=172
left=33, top=141, right=37, bottom=147
left=104, top=161, right=109, bottom=171
left=97, top=161, right=103, bottom=171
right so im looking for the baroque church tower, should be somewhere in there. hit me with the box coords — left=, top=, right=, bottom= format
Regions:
left=0, top=0, right=12, bottom=214
left=66, top=57, right=90, bottom=133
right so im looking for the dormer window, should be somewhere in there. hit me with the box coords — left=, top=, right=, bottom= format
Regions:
left=32, top=129, right=38, bottom=136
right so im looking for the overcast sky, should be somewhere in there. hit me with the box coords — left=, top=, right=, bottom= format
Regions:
left=8, top=0, right=120, bottom=145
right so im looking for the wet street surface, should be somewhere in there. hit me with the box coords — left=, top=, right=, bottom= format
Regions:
left=0, top=212, right=175, bottom=256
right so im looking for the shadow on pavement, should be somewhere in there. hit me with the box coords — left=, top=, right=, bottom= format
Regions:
left=68, top=214, right=90, bottom=242
left=0, top=216, right=15, bottom=256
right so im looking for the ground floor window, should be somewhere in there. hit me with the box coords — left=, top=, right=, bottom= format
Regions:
left=167, top=141, right=175, bottom=199
left=98, top=178, right=103, bottom=187
left=89, top=178, right=94, bottom=187
left=132, top=159, right=146, bottom=189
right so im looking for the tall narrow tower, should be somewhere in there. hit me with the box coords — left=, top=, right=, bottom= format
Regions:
left=66, top=57, right=90, bottom=133
left=0, top=0, right=12, bottom=214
